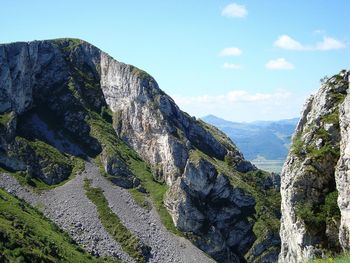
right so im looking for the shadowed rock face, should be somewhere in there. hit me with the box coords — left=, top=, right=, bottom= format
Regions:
left=166, top=159, right=256, bottom=262
left=0, top=38, right=278, bottom=262
left=279, top=71, right=349, bottom=263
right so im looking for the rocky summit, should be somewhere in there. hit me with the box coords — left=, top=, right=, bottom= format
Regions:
left=0, top=39, right=281, bottom=263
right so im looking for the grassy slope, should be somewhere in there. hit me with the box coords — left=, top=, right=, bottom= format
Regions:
left=0, top=188, right=119, bottom=263
left=312, top=255, right=350, bottom=263
left=84, top=179, right=147, bottom=263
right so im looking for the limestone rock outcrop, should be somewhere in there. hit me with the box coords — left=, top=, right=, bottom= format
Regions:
left=279, top=71, right=349, bottom=262
left=336, top=80, right=350, bottom=250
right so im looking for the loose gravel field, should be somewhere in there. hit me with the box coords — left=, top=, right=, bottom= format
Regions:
left=0, top=161, right=215, bottom=263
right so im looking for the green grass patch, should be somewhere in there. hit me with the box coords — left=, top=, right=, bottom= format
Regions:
left=322, top=112, right=340, bottom=126
left=307, top=143, right=340, bottom=160
left=83, top=179, right=148, bottom=262
left=311, top=254, right=350, bottom=263
left=0, top=112, right=12, bottom=126
left=52, top=38, right=82, bottom=52
left=0, top=188, right=119, bottom=263
left=291, top=133, right=304, bottom=156
left=68, top=78, right=80, bottom=100
left=296, top=191, right=340, bottom=232
left=87, top=111, right=125, bottom=157
left=128, top=189, right=151, bottom=211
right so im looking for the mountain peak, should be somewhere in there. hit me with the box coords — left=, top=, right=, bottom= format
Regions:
left=0, top=39, right=280, bottom=262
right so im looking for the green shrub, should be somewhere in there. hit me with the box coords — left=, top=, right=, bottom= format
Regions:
left=296, top=191, right=340, bottom=232
left=296, top=203, right=325, bottom=230
left=224, top=154, right=234, bottom=166
left=323, top=191, right=341, bottom=222
left=307, top=143, right=340, bottom=160
left=291, top=134, right=304, bottom=156
left=0, top=112, right=11, bottom=126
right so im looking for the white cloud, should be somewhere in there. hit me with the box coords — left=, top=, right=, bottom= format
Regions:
left=174, top=90, right=291, bottom=105
left=313, top=29, right=325, bottom=35
left=223, top=63, right=242, bottom=69
left=172, top=89, right=303, bottom=122
left=274, top=34, right=346, bottom=51
left=315, top=37, right=346, bottom=50
left=274, top=35, right=304, bottom=50
left=222, top=3, right=247, bottom=18
left=265, top=58, right=294, bottom=70
left=219, top=47, right=242, bottom=57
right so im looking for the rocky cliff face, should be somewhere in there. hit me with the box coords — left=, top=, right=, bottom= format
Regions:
left=279, top=71, right=349, bottom=262
left=0, top=39, right=280, bottom=262
left=336, top=78, right=350, bottom=251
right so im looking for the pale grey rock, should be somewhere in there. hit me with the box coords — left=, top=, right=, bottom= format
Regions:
left=99, top=49, right=262, bottom=261
left=336, top=79, right=350, bottom=250
left=279, top=72, right=349, bottom=263
left=100, top=52, right=188, bottom=184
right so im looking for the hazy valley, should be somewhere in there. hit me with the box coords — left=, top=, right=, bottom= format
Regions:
left=202, top=115, right=298, bottom=173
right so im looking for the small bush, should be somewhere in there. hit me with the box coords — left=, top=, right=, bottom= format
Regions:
left=296, top=191, right=340, bottom=232
left=0, top=112, right=12, bottom=126
left=291, top=134, right=304, bottom=156
left=224, top=155, right=234, bottom=166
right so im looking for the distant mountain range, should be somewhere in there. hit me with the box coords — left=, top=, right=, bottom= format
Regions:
left=202, top=115, right=299, bottom=163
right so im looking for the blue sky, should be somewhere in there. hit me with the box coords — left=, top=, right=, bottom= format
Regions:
left=1, top=1, right=349, bottom=121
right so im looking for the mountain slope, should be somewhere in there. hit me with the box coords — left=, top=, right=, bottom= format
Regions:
left=0, top=38, right=280, bottom=263
left=279, top=70, right=350, bottom=262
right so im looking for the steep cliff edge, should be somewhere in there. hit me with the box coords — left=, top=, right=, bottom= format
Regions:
left=279, top=70, right=350, bottom=262
left=0, top=38, right=280, bottom=262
